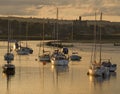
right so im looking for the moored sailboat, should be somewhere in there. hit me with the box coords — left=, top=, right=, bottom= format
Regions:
left=4, top=20, right=14, bottom=62
left=51, top=49, right=69, bottom=66
left=38, top=23, right=51, bottom=62
left=87, top=12, right=110, bottom=77
left=69, top=22, right=82, bottom=61
left=16, top=22, right=33, bottom=55
left=3, top=20, right=15, bottom=75
left=2, top=63, right=15, bottom=75
left=101, top=59, right=117, bottom=72
left=99, top=13, right=117, bottom=72
left=51, top=8, right=69, bottom=66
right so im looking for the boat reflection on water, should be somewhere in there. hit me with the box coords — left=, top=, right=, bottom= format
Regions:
left=89, top=75, right=109, bottom=84
left=2, top=73, right=15, bottom=93
left=51, top=65, right=69, bottom=74
left=51, top=65, right=69, bottom=89
left=110, top=72, right=117, bottom=79
left=88, top=72, right=117, bottom=84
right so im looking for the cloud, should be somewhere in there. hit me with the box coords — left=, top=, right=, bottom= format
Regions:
left=0, top=0, right=119, bottom=21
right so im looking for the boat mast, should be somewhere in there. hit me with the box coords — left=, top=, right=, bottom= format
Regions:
left=53, top=21, right=56, bottom=49
left=71, top=22, right=74, bottom=53
left=56, top=7, right=59, bottom=49
left=93, top=12, right=97, bottom=63
left=9, top=20, right=12, bottom=50
left=7, top=20, right=10, bottom=53
left=42, top=22, right=45, bottom=53
left=26, top=21, right=28, bottom=47
left=38, top=23, right=41, bottom=56
left=19, top=21, right=21, bottom=48
left=99, top=12, right=102, bottom=63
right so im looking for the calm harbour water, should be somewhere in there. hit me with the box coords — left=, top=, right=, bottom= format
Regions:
left=0, top=41, right=120, bottom=94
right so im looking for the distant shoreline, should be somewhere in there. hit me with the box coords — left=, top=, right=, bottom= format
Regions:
left=0, top=39, right=119, bottom=43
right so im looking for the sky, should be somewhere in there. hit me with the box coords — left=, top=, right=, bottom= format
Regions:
left=0, top=0, right=120, bottom=22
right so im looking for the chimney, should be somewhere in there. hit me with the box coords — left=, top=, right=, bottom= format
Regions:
left=79, top=16, right=82, bottom=21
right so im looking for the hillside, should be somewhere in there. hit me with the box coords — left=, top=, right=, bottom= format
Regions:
left=0, top=16, right=120, bottom=41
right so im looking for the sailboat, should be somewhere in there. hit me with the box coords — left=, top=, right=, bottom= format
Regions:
left=98, top=13, right=117, bottom=72
left=4, top=20, right=14, bottom=61
left=2, top=63, right=15, bottom=75
left=38, top=23, right=51, bottom=62
left=51, top=8, right=69, bottom=66
left=87, top=12, right=109, bottom=76
left=69, top=22, right=82, bottom=61
left=3, top=20, right=15, bottom=75
left=16, top=21, right=33, bottom=55
left=70, top=52, right=81, bottom=61
left=101, top=59, right=117, bottom=72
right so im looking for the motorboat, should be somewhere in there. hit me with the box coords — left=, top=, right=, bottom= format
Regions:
left=21, top=47, right=33, bottom=54
left=70, top=52, right=82, bottom=61
left=16, top=47, right=29, bottom=55
left=16, top=46, right=33, bottom=55
left=114, top=42, right=120, bottom=46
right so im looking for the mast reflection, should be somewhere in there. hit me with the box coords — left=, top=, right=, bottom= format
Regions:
left=2, top=72, right=15, bottom=94
left=88, top=72, right=117, bottom=85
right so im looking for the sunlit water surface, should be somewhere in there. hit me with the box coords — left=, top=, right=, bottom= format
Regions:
left=0, top=41, right=120, bottom=94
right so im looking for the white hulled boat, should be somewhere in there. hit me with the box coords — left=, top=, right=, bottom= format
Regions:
left=38, top=23, right=51, bottom=62
left=69, top=22, right=82, bottom=61
left=51, top=50, right=69, bottom=66
left=51, top=8, right=69, bottom=66
left=51, top=54, right=69, bottom=66
left=88, top=63, right=109, bottom=76
left=70, top=52, right=81, bottom=61
left=87, top=12, right=110, bottom=77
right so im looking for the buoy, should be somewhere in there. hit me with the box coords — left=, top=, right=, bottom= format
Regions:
left=43, top=62, right=46, bottom=65
left=35, top=59, right=38, bottom=61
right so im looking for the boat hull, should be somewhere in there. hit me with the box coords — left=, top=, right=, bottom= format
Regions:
left=102, top=61, right=117, bottom=72
left=2, top=64, right=15, bottom=75
left=87, top=65, right=110, bottom=77
left=51, top=59, right=69, bottom=66
left=4, top=53, right=14, bottom=61
left=17, top=47, right=33, bottom=55
left=70, top=55, right=81, bottom=61
left=39, top=55, right=51, bottom=62
left=109, top=65, right=117, bottom=72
